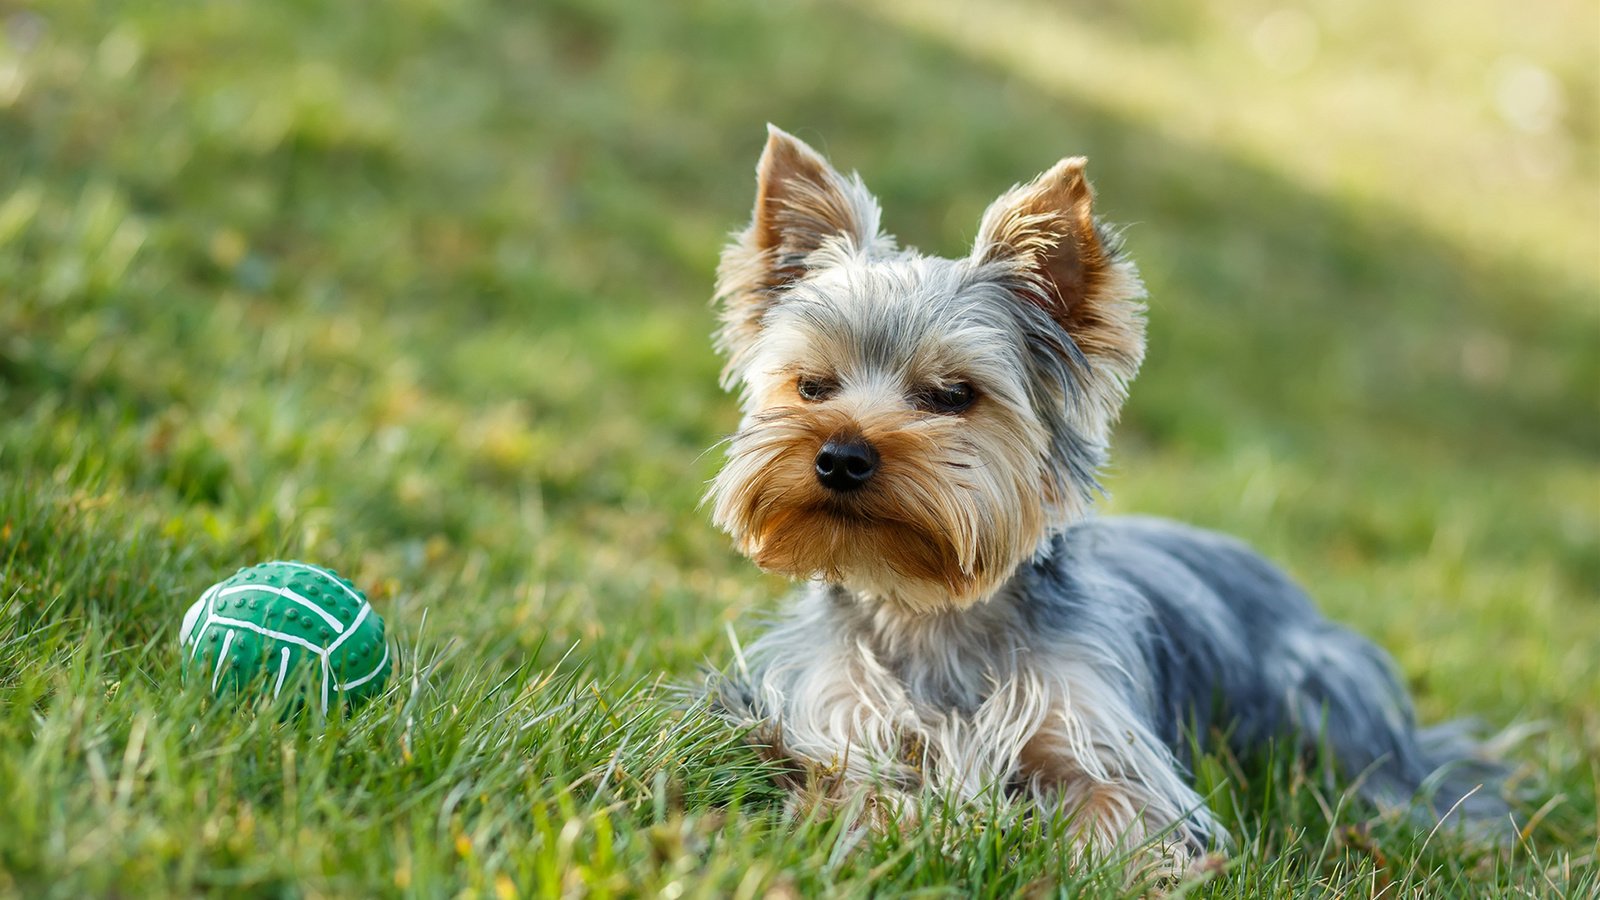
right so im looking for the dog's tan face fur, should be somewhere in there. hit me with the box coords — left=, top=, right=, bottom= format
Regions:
left=707, top=126, right=1147, bottom=612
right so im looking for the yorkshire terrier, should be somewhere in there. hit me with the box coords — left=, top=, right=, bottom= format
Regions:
left=705, top=126, right=1509, bottom=873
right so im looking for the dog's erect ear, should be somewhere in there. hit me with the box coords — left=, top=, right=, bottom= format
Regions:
left=971, top=158, right=1145, bottom=383
left=714, top=126, right=891, bottom=387
left=750, top=126, right=885, bottom=277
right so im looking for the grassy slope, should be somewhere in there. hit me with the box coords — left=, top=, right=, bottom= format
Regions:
left=1, top=0, right=1596, bottom=895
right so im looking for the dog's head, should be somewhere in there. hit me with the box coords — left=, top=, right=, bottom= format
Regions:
left=707, top=126, right=1146, bottom=611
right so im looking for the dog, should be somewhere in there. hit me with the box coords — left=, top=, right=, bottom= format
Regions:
left=704, top=125, right=1509, bottom=874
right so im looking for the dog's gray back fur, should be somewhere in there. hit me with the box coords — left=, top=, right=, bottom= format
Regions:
left=1028, top=516, right=1507, bottom=827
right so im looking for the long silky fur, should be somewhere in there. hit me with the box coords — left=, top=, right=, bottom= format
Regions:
left=704, top=128, right=1513, bottom=874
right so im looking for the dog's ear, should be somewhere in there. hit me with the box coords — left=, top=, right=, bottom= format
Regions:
left=714, top=126, right=890, bottom=386
left=746, top=126, right=884, bottom=277
left=971, top=158, right=1145, bottom=383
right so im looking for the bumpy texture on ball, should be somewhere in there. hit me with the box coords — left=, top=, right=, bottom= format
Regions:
left=180, top=561, right=391, bottom=713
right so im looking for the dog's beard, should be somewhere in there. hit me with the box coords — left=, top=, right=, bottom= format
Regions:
left=709, top=405, right=1050, bottom=611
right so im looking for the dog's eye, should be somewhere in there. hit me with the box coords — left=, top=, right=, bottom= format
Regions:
left=797, top=377, right=838, bottom=402
left=919, top=382, right=975, bottom=414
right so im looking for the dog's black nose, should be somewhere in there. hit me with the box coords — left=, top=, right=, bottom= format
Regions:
left=815, top=437, right=878, bottom=492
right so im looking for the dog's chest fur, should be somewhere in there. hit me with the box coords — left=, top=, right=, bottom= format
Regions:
left=840, top=586, right=1041, bottom=718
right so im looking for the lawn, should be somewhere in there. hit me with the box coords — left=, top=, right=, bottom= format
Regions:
left=1, top=0, right=1596, bottom=896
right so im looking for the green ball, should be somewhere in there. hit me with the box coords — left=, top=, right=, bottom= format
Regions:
left=180, top=561, right=391, bottom=713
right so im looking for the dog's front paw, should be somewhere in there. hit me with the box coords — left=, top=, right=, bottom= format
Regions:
left=784, top=783, right=921, bottom=834
left=1129, top=840, right=1202, bottom=891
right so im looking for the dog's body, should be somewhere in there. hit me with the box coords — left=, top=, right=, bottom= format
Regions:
left=705, top=126, right=1507, bottom=869
left=716, top=516, right=1505, bottom=858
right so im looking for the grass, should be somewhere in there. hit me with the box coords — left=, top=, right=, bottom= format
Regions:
left=1, top=0, right=1596, bottom=895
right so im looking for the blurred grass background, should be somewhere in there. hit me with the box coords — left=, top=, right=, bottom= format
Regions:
left=1, top=0, right=1596, bottom=895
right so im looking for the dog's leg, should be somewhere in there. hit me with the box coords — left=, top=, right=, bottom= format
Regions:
left=1017, top=733, right=1205, bottom=882
left=716, top=607, right=928, bottom=812
left=1271, top=623, right=1513, bottom=839
left=1011, top=661, right=1217, bottom=879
